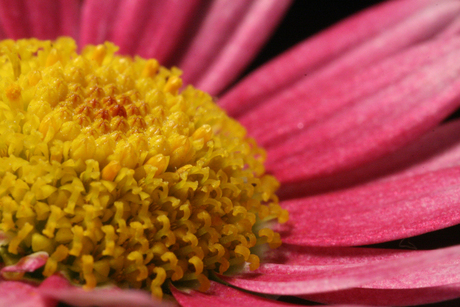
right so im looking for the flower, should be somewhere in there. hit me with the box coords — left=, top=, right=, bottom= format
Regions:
left=0, top=0, right=460, bottom=307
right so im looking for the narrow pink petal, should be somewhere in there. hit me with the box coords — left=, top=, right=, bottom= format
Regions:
left=302, top=284, right=460, bottom=306
left=171, top=281, right=296, bottom=307
left=221, top=245, right=460, bottom=295
left=178, top=0, right=253, bottom=86
left=261, top=244, right=460, bottom=290
left=262, top=244, right=415, bottom=266
left=220, top=0, right=457, bottom=116
left=23, top=0, right=59, bottom=39
left=39, top=276, right=166, bottom=307
left=243, top=35, right=460, bottom=148
left=58, top=0, right=81, bottom=38
left=0, top=0, right=30, bottom=38
left=278, top=117, right=460, bottom=198
left=1, top=252, right=48, bottom=274
left=108, top=0, right=160, bottom=55
left=194, top=0, right=292, bottom=95
left=276, top=167, right=460, bottom=246
left=0, top=281, right=57, bottom=307
left=135, top=0, right=201, bottom=64
left=79, top=0, right=122, bottom=47
left=264, top=40, right=460, bottom=184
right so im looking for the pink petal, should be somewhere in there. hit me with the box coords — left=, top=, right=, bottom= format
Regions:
left=264, top=37, right=460, bottom=185
left=221, top=245, right=460, bottom=295
left=39, top=275, right=167, bottom=307
left=262, top=244, right=460, bottom=289
left=302, top=284, right=460, bottom=306
left=220, top=0, right=457, bottom=116
left=135, top=0, right=201, bottom=64
left=1, top=252, right=48, bottom=275
left=171, top=281, right=296, bottom=307
left=178, top=0, right=252, bottom=86
left=0, top=0, right=30, bottom=38
left=23, top=0, right=59, bottom=39
left=0, top=281, right=57, bottom=307
left=57, top=0, right=81, bottom=38
left=106, top=0, right=160, bottom=56
left=193, top=0, right=292, bottom=95
left=244, top=35, right=460, bottom=149
left=278, top=118, right=460, bottom=198
left=79, top=0, right=122, bottom=47
left=277, top=167, right=460, bottom=246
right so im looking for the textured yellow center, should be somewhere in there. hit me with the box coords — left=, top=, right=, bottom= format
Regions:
left=0, top=38, right=287, bottom=298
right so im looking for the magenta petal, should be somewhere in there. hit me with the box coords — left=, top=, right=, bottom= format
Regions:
left=1, top=252, right=48, bottom=275
left=57, top=0, right=80, bottom=38
left=171, top=281, right=296, bottom=307
left=278, top=118, right=460, bottom=198
left=220, top=0, right=457, bottom=116
left=302, top=284, right=460, bottom=306
left=263, top=39, right=460, bottom=184
left=79, top=0, right=121, bottom=46
left=135, top=0, right=201, bottom=64
left=0, top=0, right=30, bottom=38
left=222, top=245, right=460, bottom=295
left=277, top=167, right=460, bottom=246
left=179, top=0, right=252, bottom=86
left=0, top=281, right=57, bottom=307
left=39, top=278, right=165, bottom=307
left=23, top=0, right=59, bottom=39
left=107, top=0, right=159, bottom=56
left=193, top=0, right=292, bottom=95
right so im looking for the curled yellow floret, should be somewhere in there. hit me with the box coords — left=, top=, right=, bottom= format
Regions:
left=0, top=38, right=288, bottom=298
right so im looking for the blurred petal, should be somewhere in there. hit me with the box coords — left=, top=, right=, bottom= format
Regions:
left=171, top=281, right=296, bottom=307
left=220, top=0, right=459, bottom=116
left=179, top=0, right=252, bottom=85
left=39, top=275, right=166, bottom=307
left=23, top=0, right=59, bottom=39
left=222, top=245, right=460, bottom=295
left=302, top=284, right=460, bottom=307
left=0, top=281, right=57, bottom=307
left=193, top=0, right=292, bottom=95
left=57, top=0, right=81, bottom=38
left=0, top=0, right=30, bottom=38
left=1, top=252, right=48, bottom=275
left=134, top=0, right=201, bottom=64
left=277, top=167, right=460, bottom=246
left=79, top=0, right=122, bottom=46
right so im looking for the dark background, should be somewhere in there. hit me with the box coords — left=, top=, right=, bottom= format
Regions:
left=249, top=1, right=460, bottom=306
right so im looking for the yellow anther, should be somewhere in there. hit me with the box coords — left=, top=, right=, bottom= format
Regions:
left=197, top=274, right=210, bottom=292
left=8, top=222, right=33, bottom=254
left=101, top=225, right=117, bottom=256
left=91, top=45, right=106, bottom=66
left=43, top=206, right=64, bottom=238
left=151, top=267, right=166, bottom=299
left=69, top=225, right=84, bottom=256
left=188, top=256, right=203, bottom=275
left=248, top=254, right=260, bottom=271
left=164, top=76, right=182, bottom=94
left=234, top=245, right=250, bottom=261
left=31, top=233, right=53, bottom=254
left=43, top=245, right=68, bottom=277
left=46, top=49, right=60, bottom=67
left=101, top=160, right=121, bottom=181
left=127, top=251, right=148, bottom=281
left=142, top=59, right=159, bottom=78
left=145, top=154, right=169, bottom=176
left=82, top=255, right=97, bottom=289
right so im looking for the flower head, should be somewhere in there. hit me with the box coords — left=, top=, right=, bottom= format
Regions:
left=0, top=37, right=287, bottom=299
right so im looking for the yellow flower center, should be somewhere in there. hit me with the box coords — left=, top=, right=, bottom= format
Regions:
left=0, top=38, right=288, bottom=298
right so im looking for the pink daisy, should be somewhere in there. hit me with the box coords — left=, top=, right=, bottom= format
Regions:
left=1, top=0, right=460, bottom=306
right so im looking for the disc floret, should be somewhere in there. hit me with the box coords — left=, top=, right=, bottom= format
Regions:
left=0, top=38, right=288, bottom=298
